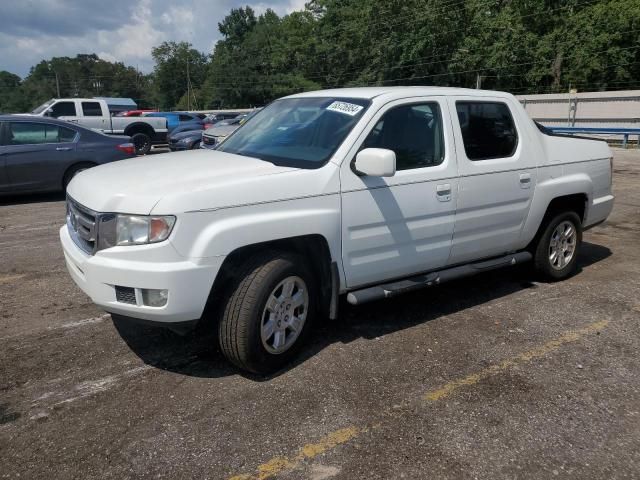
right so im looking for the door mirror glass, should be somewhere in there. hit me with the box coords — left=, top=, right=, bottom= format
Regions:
left=354, top=148, right=396, bottom=177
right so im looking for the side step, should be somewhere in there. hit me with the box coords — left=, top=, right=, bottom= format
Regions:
left=346, top=251, right=532, bottom=306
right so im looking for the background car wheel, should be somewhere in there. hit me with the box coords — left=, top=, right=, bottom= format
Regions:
left=218, top=251, right=316, bottom=374
left=131, top=132, right=151, bottom=155
left=63, top=163, right=94, bottom=190
left=533, top=211, right=582, bottom=280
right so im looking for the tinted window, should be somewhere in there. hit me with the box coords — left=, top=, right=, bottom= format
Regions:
left=179, top=114, right=194, bottom=122
left=50, top=101, right=77, bottom=118
left=82, top=102, right=102, bottom=116
left=456, top=102, right=517, bottom=160
left=7, top=122, right=76, bottom=145
left=362, top=103, right=445, bottom=170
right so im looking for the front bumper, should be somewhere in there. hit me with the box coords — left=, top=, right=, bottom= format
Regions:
left=60, top=226, right=225, bottom=323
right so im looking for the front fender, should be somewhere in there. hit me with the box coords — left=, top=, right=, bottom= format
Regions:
left=170, top=194, right=342, bottom=262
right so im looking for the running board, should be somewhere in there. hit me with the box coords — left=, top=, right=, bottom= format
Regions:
left=346, top=251, right=532, bottom=306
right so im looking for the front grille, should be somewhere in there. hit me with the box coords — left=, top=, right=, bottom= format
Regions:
left=202, top=135, right=216, bottom=145
left=169, top=137, right=179, bottom=144
left=67, top=197, right=97, bottom=254
left=115, top=286, right=137, bottom=305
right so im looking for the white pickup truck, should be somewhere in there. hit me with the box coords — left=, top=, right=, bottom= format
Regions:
left=60, top=87, right=614, bottom=373
left=30, top=98, right=168, bottom=155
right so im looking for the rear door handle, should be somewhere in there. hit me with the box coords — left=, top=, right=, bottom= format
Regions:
left=519, top=173, right=532, bottom=189
left=436, top=183, right=451, bottom=202
left=56, top=147, right=72, bottom=151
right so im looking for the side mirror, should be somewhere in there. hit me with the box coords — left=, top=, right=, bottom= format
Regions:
left=354, top=148, right=396, bottom=177
left=45, top=108, right=54, bottom=117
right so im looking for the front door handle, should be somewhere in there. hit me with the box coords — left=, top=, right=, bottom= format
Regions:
left=56, top=147, right=72, bottom=151
left=436, top=183, right=451, bottom=202
left=519, top=173, right=532, bottom=189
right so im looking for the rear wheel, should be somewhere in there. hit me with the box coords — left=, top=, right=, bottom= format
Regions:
left=218, top=252, right=316, bottom=374
left=130, top=132, right=151, bottom=155
left=533, top=211, right=582, bottom=280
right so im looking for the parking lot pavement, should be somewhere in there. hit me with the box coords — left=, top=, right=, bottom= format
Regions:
left=1, top=150, right=639, bottom=480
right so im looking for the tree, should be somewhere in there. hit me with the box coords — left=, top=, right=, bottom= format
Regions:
left=151, top=41, right=208, bottom=110
left=0, top=71, right=28, bottom=113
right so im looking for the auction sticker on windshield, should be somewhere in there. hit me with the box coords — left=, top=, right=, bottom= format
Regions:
left=326, top=101, right=364, bottom=116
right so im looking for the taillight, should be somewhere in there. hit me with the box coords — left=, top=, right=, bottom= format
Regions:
left=117, top=143, right=136, bottom=155
left=203, top=123, right=211, bottom=129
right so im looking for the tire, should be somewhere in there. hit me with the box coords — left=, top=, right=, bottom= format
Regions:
left=533, top=211, right=582, bottom=280
left=63, top=163, right=94, bottom=190
left=218, top=252, right=317, bottom=374
left=131, top=132, right=151, bottom=155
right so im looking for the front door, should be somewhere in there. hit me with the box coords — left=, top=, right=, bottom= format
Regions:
left=447, top=97, right=537, bottom=264
left=3, top=121, right=77, bottom=192
left=341, top=97, right=459, bottom=288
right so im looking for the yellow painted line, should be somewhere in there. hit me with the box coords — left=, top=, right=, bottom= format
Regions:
left=228, top=427, right=359, bottom=480
left=0, top=273, right=26, bottom=284
left=424, top=319, right=609, bottom=401
left=229, top=320, right=608, bottom=479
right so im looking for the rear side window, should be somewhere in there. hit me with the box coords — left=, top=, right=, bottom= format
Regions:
left=456, top=102, right=517, bottom=160
left=82, top=102, right=102, bottom=116
left=362, top=103, right=445, bottom=170
left=179, top=114, right=194, bottom=122
left=7, top=122, right=76, bottom=145
left=50, top=101, right=77, bottom=118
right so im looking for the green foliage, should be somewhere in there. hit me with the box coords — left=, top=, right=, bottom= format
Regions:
left=151, top=41, right=208, bottom=110
left=2, top=0, right=638, bottom=112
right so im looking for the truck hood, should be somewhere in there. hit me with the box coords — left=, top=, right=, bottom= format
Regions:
left=67, top=149, right=335, bottom=214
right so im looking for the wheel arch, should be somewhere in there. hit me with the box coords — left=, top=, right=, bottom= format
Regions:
left=62, top=161, right=97, bottom=190
left=124, top=122, right=155, bottom=137
left=204, top=234, right=336, bottom=323
left=526, top=192, right=588, bottom=251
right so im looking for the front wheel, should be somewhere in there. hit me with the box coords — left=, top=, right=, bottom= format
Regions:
left=218, top=252, right=316, bottom=374
left=533, top=211, right=582, bottom=280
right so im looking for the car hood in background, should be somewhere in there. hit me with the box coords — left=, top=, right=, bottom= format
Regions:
left=203, top=124, right=238, bottom=138
left=170, top=129, right=203, bottom=141
left=66, top=149, right=337, bottom=215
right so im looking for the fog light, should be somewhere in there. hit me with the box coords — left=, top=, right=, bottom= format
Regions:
left=141, top=289, right=168, bottom=307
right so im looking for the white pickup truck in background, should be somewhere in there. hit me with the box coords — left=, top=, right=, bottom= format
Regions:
left=29, top=98, right=168, bottom=155
left=60, top=87, right=614, bottom=374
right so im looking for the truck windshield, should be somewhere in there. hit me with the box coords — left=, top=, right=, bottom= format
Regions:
left=31, top=99, right=55, bottom=114
left=217, top=97, right=370, bottom=168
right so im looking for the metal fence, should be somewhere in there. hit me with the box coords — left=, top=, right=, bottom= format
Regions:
left=517, top=90, right=640, bottom=146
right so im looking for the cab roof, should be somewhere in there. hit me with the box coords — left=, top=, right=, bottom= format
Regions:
left=285, top=86, right=514, bottom=100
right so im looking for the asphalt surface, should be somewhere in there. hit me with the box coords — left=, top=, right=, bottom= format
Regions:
left=1, top=149, right=639, bottom=479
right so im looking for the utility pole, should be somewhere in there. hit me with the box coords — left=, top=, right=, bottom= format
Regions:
left=186, top=53, right=191, bottom=111
left=55, top=71, right=61, bottom=98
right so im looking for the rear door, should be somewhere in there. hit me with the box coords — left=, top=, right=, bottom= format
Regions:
left=3, top=121, right=78, bottom=192
left=77, top=101, right=108, bottom=131
left=447, top=96, right=537, bottom=264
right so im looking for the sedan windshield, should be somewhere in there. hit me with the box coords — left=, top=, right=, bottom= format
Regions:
left=217, top=97, right=370, bottom=168
left=31, top=99, right=55, bottom=114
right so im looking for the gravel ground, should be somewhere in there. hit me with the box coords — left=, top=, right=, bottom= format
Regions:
left=0, top=149, right=639, bottom=480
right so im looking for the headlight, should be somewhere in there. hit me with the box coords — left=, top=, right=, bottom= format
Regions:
left=96, top=214, right=175, bottom=249
left=116, top=215, right=176, bottom=245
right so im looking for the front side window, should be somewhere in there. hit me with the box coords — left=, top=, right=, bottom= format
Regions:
left=7, top=122, right=76, bottom=145
left=50, top=101, right=77, bottom=118
left=456, top=101, right=518, bottom=160
left=82, top=102, right=103, bottom=117
left=179, top=114, right=194, bottom=122
left=361, top=103, right=445, bottom=170
left=217, top=97, right=370, bottom=168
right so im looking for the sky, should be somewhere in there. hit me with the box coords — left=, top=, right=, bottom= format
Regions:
left=0, top=0, right=307, bottom=78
